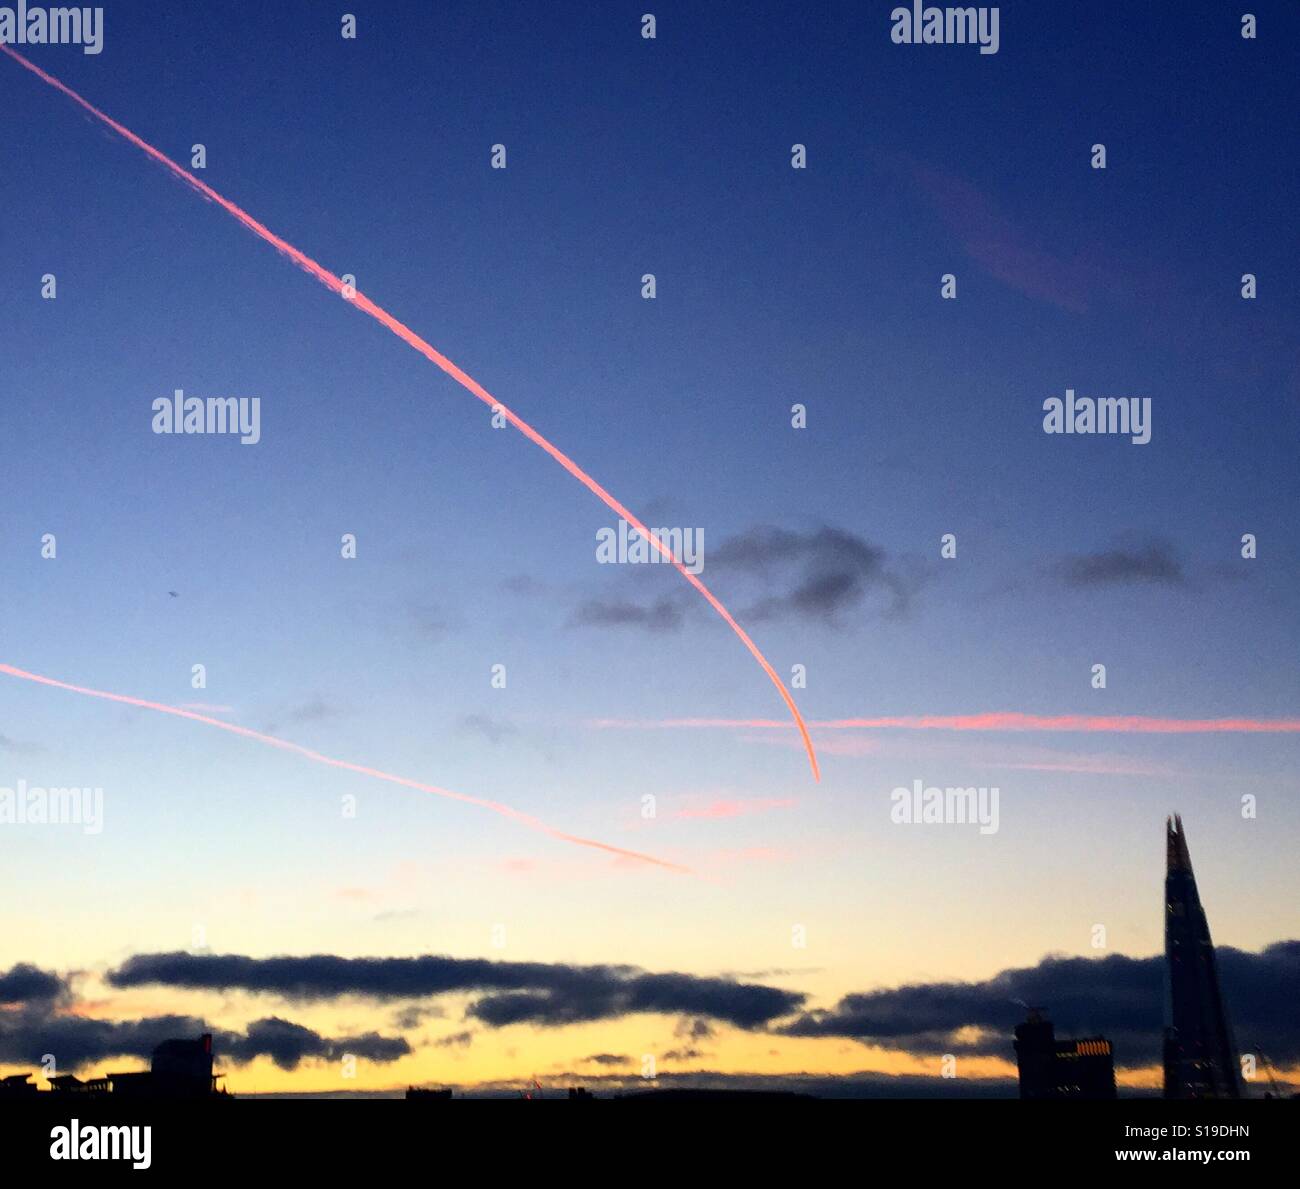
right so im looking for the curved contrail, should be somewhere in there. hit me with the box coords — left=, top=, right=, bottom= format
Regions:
left=0, top=662, right=689, bottom=873
left=0, top=44, right=819, bottom=782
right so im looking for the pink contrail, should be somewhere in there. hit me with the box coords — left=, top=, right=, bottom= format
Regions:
left=0, top=44, right=819, bottom=783
left=0, top=662, right=688, bottom=873
left=590, top=713, right=1300, bottom=734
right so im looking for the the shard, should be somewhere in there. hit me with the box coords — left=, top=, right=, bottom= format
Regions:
left=1162, top=814, right=1240, bottom=1098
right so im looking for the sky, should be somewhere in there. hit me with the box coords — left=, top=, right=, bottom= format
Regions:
left=0, top=1, right=1297, bottom=1095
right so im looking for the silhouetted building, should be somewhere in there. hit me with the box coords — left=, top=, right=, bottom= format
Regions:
left=405, top=1086, right=453, bottom=1100
left=568, top=1087, right=594, bottom=1099
left=1014, top=1009, right=1116, bottom=1099
left=0, top=1073, right=39, bottom=1098
left=20, top=1034, right=223, bottom=1099
left=48, top=1075, right=113, bottom=1095
left=1163, top=815, right=1240, bottom=1099
left=116, top=1033, right=220, bottom=1098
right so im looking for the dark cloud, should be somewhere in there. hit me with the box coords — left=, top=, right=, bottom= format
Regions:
left=406, top=600, right=452, bottom=639
left=217, top=1017, right=409, bottom=1070
left=0, top=963, right=67, bottom=1005
left=501, top=574, right=547, bottom=597
left=107, top=942, right=1298, bottom=1058
left=1060, top=541, right=1185, bottom=588
left=0, top=1011, right=208, bottom=1069
left=457, top=713, right=518, bottom=745
left=0, top=961, right=415, bottom=1074
left=432, top=1030, right=474, bottom=1049
left=569, top=595, right=685, bottom=632
left=579, top=1053, right=628, bottom=1066
left=568, top=524, right=914, bottom=633
left=0, top=997, right=408, bottom=1073
left=261, top=697, right=339, bottom=735
left=711, top=526, right=915, bottom=623
left=107, top=952, right=805, bottom=1030
left=391, top=1004, right=445, bottom=1030
left=467, top=972, right=802, bottom=1030
left=780, top=942, right=1300, bottom=1066
left=7, top=940, right=1298, bottom=1083
left=0, top=733, right=43, bottom=755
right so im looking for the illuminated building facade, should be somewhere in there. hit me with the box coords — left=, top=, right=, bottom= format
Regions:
left=1014, top=1010, right=1117, bottom=1099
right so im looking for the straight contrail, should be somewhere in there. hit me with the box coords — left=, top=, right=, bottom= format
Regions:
left=589, top=713, right=1300, bottom=734
left=0, top=662, right=689, bottom=872
left=0, top=44, right=819, bottom=782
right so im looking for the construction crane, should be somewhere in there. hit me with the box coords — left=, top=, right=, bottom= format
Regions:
left=1252, top=1044, right=1285, bottom=1098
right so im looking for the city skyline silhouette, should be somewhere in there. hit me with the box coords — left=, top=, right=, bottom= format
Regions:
left=2, top=0, right=1297, bottom=1108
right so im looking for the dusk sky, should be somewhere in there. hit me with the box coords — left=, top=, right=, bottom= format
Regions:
left=1, top=0, right=1297, bottom=1095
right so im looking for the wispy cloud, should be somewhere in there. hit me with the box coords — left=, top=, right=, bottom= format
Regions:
left=570, top=595, right=685, bottom=632
left=675, top=1017, right=716, bottom=1041
left=501, top=573, right=548, bottom=598
left=668, top=797, right=797, bottom=822
left=260, top=697, right=339, bottom=735
left=742, top=732, right=881, bottom=757
left=1060, top=540, right=1185, bottom=588
left=976, top=755, right=1179, bottom=777
left=903, top=158, right=1100, bottom=314
left=660, top=1047, right=709, bottom=1062
left=457, top=713, right=519, bottom=745
left=578, top=1052, right=629, bottom=1066
left=593, top=714, right=1300, bottom=735
left=0, top=733, right=43, bottom=756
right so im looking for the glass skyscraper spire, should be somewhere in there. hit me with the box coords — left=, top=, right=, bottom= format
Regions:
left=1163, top=815, right=1241, bottom=1099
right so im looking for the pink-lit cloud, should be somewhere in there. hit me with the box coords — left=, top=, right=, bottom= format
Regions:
left=976, top=756, right=1179, bottom=777
left=904, top=158, right=1099, bottom=314
left=669, top=797, right=798, bottom=821
left=742, top=733, right=882, bottom=758
left=591, top=713, right=1300, bottom=735
left=744, top=733, right=1182, bottom=776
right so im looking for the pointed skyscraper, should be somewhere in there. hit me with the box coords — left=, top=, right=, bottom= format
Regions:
left=1163, top=815, right=1240, bottom=1098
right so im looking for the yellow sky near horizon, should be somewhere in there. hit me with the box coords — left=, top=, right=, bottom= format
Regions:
left=6, top=969, right=1293, bottom=1097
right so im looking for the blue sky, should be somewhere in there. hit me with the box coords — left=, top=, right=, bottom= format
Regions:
left=0, top=1, right=1297, bottom=1091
